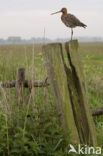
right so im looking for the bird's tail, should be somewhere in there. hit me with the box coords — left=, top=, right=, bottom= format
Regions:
left=80, top=23, right=87, bottom=28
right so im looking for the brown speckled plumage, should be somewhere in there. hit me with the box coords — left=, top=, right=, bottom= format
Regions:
left=51, top=8, right=87, bottom=40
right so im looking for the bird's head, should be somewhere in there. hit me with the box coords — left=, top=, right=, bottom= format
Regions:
left=61, top=8, right=67, bottom=14
left=51, top=8, right=67, bottom=15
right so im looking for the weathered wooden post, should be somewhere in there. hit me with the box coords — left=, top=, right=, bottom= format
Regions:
left=15, top=68, right=25, bottom=104
left=65, top=40, right=97, bottom=145
left=43, top=43, right=80, bottom=143
left=43, top=40, right=97, bottom=145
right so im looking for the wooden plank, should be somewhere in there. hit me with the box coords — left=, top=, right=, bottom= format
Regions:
left=43, top=43, right=80, bottom=143
left=65, top=40, right=97, bottom=146
left=92, top=108, right=103, bottom=116
left=0, top=80, right=49, bottom=88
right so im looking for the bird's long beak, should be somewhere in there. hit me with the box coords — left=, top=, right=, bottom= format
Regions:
left=51, top=10, right=61, bottom=15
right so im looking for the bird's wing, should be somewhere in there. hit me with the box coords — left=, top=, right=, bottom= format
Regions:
left=64, top=13, right=83, bottom=27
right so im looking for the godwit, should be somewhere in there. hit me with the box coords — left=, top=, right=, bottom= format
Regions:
left=51, top=8, right=87, bottom=40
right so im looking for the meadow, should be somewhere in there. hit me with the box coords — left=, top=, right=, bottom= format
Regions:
left=0, top=42, right=103, bottom=155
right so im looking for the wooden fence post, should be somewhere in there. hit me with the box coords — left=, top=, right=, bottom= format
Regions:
left=43, top=43, right=80, bottom=144
left=65, top=40, right=97, bottom=145
left=43, top=40, right=97, bottom=146
left=15, top=68, right=25, bottom=104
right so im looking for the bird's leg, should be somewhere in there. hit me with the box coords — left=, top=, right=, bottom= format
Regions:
left=71, top=28, right=73, bottom=40
left=72, top=29, right=73, bottom=37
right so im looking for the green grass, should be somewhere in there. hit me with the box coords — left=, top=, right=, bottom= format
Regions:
left=79, top=42, right=103, bottom=109
left=79, top=42, right=103, bottom=146
left=0, top=42, right=103, bottom=155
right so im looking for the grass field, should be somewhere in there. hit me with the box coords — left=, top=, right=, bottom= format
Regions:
left=0, top=42, right=103, bottom=155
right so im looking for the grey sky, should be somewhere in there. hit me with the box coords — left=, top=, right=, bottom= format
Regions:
left=0, top=0, right=103, bottom=39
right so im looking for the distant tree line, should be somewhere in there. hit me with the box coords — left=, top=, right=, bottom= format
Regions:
left=0, top=36, right=103, bottom=44
left=0, top=36, right=51, bottom=44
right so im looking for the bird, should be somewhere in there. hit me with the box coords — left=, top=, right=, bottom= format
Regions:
left=51, top=8, right=87, bottom=40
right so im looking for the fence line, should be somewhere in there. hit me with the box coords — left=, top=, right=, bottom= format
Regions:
left=0, top=68, right=102, bottom=116
left=0, top=68, right=49, bottom=88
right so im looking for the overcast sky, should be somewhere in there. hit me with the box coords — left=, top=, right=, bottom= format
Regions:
left=0, top=0, right=103, bottom=39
